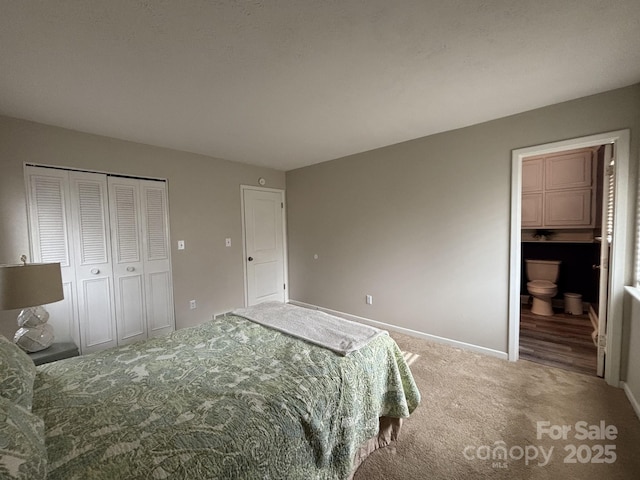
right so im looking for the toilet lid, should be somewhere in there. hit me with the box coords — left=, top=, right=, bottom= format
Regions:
left=527, top=280, right=556, bottom=288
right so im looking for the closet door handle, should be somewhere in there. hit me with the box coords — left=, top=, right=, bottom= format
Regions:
left=248, top=257, right=254, bottom=262
left=90, top=268, right=100, bottom=275
left=126, top=266, right=135, bottom=272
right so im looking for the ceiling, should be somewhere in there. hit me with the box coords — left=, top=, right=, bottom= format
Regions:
left=1, top=1, right=639, bottom=171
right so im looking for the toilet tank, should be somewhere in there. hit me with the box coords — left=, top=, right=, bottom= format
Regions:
left=525, top=259, right=561, bottom=282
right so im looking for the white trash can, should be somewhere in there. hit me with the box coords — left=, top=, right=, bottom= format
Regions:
left=564, top=293, right=583, bottom=315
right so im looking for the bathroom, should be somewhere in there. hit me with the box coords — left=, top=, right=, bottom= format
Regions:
left=519, top=144, right=610, bottom=375
left=520, top=241, right=601, bottom=316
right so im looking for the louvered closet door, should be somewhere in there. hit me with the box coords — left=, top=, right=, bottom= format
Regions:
left=140, top=180, right=175, bottom=337
left=68, top=171, right=117, bottom=353
left=108, top=177, right=147, bottom=345
left=24, top=166, right=79, bottom=347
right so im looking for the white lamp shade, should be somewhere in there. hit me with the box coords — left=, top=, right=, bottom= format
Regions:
left=0, top=263, right=64, bottom=310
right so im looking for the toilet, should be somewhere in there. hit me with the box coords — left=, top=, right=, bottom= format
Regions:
left=525, top=259, right=561, bottom=316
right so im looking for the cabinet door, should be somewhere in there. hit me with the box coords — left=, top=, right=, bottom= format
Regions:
left=25, top=167, right=80, bottom=348
left=544, top=189, right=593, bottom=227
left=522, top=158, right=544, bottom=193
left=545, top=150, right=592, bottom=190
left=521, top=193, right=543, bottom=227
left=140, top=180, right=175, bottom=337
left=68, top=171, right=117, bottom=353
left=108, top=177, right=147, bottom=345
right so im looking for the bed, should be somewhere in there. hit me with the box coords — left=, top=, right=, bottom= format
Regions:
left=1, top=303, right=420, bottom=479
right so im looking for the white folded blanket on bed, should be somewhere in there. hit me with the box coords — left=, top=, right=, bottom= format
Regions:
left=231, top=302, right=387, bottom=355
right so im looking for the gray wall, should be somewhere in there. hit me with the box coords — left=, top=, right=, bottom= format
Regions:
left=0, top=115, right=285, bottom=339
left=286, top=84, right=640, bottom=355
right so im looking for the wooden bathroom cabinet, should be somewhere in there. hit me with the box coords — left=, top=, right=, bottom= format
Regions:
left=522, top=148, right=596, bottom=228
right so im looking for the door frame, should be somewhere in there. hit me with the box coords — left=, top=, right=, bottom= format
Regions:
left=508, top=129, right=630, bottom=387
left=240, top=185, right=289, bottom=307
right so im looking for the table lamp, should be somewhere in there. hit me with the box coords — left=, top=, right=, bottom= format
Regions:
left=0, top=256, right=64, bottom=352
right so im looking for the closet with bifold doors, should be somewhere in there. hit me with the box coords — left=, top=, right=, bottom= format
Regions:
left=25, top=165, right=175, bottom=354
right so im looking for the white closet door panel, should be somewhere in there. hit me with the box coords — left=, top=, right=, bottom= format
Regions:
left=79, top=277, right=116, bottom=351
left=43, top=281, right=78, bottom=345
left=75, top=181, right=109, bottom=265
left=108, top=177, right=147, bottom=344
left=140, top=180, right=175, bottom=335
left=69, top=171, right=116, bottom=352
left=110, top=180, right=142, bottom=264
left=146, top=271, right=174, bottom=336
left=116, top=274, right=146, bottom=342
left=143, top=185, right=169, bottom=261
left=24, top=166, right=80, bottom=346
left=27, top=172, right=71, bottom=265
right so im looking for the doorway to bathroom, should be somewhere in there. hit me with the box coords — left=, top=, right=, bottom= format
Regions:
left=518, top=145, right=610, bottom=376
left=508, top=130, right=630, bottom=386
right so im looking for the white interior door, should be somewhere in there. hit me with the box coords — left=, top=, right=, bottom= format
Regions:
left=140, top=180, right=175, bottom=337
left=596, top=144, right=614, bottom=377
left=69, top=171, right=117, bottom=353
left=242, top=187, right=286, bottom=306
left=25, top=166, right=79, bottom=347
left=108, top=176, right=147, bottom=345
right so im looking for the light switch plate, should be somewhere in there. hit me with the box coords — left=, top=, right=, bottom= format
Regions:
left=225, top=238, right=231, bottom=247
left=178, top=240, right=185, bottom=250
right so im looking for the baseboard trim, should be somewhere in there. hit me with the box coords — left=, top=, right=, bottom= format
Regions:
left=621, top=382, right=640, bottom=420
left=288, top=300, right=508, bottom=360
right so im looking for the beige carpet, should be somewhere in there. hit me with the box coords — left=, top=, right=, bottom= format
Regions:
left=354, top=331, right=640, bottom=480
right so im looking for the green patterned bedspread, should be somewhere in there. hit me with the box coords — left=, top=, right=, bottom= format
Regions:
left=33, top=315, right=420, bottom=479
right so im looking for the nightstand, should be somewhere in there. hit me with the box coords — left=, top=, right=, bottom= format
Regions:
left=28, top=342, right=80, bottom=365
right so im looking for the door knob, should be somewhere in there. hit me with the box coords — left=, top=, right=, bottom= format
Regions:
left=592, top=264, right=601, bottom=270
left=90, top=268, right=100, bottom=275
left=126, top=266, right=135, bottom=272
left=248, top=257, right=254, bottom=262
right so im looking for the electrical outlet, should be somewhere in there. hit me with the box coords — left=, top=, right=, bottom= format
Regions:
left=189, top=299, right=197, bottom=309
left=366, top=295, right=373, bottom=305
